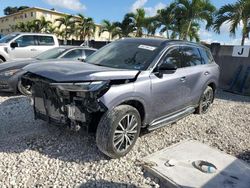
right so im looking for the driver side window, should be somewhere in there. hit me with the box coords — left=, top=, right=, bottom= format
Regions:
left=15, top=35, right=36, bottom=47
left=161, top=47, right=182, bottom=68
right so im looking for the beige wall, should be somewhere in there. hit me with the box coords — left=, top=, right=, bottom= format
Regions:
left=0, top=7, right=111, bottom=41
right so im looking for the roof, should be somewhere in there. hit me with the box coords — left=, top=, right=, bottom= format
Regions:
left=11, top=32, right=56, bottom=36
left=118, top=38, right=209, bottom=50
left=57, top=46, right=97, bottom=50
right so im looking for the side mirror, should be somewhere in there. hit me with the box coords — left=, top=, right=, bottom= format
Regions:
left=158, top=63, right=177, bottom=73
left=10, top=42, right=18, bottom=48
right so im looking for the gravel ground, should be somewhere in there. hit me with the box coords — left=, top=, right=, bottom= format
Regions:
left=0, top=91, right=249, bottom=187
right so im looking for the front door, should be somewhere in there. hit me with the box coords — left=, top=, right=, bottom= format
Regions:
left=9, top=35, right=39, bottom=59
left=150, top=46, right=188, bottom=120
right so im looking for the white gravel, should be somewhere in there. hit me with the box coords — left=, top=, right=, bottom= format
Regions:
left=0, top=91, right=249, bottom=187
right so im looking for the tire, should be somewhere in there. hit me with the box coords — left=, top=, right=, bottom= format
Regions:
left=196, top=86, right=214, bottom=114
left=96, top=105, right=141, bottom=158
left=17, top=79, right=32, bottom=96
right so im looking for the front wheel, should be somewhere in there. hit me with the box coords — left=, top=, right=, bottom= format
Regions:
left=17, top=79, right=32, bottom=96
left=196, top=86, right=214, bottom=114
left=96, top=105, right=141, bottom=158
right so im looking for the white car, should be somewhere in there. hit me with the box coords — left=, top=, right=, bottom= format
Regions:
left=0, top=32, right=59, bottom=63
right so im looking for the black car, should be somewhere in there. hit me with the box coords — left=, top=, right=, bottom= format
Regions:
left=0, top=46, right=96, bottom=95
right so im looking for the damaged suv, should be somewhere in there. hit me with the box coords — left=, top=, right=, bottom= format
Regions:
left=22, top=38, right=219, bottom=158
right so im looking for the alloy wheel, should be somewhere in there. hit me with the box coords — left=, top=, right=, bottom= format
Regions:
left=201, top=89, right=213, bottom=113
left=113, top=114, right=138, bottom=152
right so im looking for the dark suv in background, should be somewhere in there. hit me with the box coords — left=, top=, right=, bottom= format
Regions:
left=22, top=38, right=220, bottom=158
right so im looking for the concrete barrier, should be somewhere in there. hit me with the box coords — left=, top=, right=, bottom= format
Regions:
left=210, top=44, right=250, bottom=96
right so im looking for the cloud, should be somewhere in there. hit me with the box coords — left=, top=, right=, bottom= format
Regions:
left=145, top=2, right=166, bottom=16
left=131, top=0, right=148, bottom=12
left=130, top=0, right=166, bottom=16
left=44, top=0, right=86, bottom=11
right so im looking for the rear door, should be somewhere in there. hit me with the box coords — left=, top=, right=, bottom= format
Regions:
left=35, top=35, right=56, bottom=55
left=179, top=45, right=207, bottom=107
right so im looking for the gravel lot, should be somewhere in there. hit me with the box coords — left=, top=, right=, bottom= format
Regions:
left=0, top=91, right=249, bottom=187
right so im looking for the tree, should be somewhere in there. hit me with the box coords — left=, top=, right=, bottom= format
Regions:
left=34, top=16, right=52, bottom=33
left=144, top=17, right=160, bottom=36
left=4, top=6, right=29, bottom=15
left=156, top=3, right=176, bottom=39
left=214, top=0, right=250, bottom=46
left=100, top=20, right=119, bottom=41
left=128, top=8, right=147, bottom=37
left=175, top=0, right=216, bottom=40
left=55, top=15, right=75, bottom=40
left=113, top=14, right=135, bottom=38
left=76, top=14, right=95, bottom=41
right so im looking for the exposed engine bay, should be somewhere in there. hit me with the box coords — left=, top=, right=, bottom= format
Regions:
left=22, top=72, right=110, bottom=131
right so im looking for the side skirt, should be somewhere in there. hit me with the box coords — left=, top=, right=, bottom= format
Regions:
left=147, top=107, right=195, bottom=131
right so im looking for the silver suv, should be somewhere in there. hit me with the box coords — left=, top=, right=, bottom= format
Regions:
left=0, top=32, right=59, bottom=63
left=22, top=38, right=220, bottom=158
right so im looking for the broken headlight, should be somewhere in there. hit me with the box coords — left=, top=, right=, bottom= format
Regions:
left=50, top=81, right=108, bottom=92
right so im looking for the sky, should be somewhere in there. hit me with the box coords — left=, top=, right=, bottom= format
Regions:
left=0, top=0, right=249, bottom=45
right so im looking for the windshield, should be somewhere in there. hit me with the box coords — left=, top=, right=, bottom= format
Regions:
left=36, top=47, right=68, bottom=60
left=0, top=33, right=20, bottom=43
left=85, top=40, right=161, bottom=70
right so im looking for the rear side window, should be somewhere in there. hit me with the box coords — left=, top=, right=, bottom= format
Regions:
left=15, top=35, right=36, bottom=47
left=198, top=48, right=214, bottom=64
left=180, top=46, right=202, bottom=67
left=37, top=36, right=55, bottom=46
left=62, top=49, right=84, bottom=59
left=162, top=47, right=182, bottom=68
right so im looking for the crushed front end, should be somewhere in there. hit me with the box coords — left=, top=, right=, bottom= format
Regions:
left=22, top=72, right=109, bottom=130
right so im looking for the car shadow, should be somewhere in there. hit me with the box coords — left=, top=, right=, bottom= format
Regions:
left=0, top=96, right=107, bottom=164
left=215, top=90, right=250, bottom=103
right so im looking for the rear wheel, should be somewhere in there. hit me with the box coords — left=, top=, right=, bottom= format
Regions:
left=196, top=86, right=214, bottom=114
left=96, top=105, right=141, bottom=158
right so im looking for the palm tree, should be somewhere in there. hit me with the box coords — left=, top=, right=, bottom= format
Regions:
left=76, top=14, right=95, bottom=41
left=113, top=14, right=135, bottom=38
left=55, top=15, right=75, bottom=40
left=144, top=17, right=160, bottom=37
left=34, top=16, right=52, bottom=32
left=100, top=20, right=119, bottom=41
left=128, top=8, right=146, bottom=37
left=175, top=0, right=216, bottom=40
left=214, top=0, right=250, bottom=46
left=156, top=3, right=176, bottom=38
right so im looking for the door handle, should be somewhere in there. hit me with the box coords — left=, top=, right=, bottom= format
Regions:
left=204, top=71, right=210, bottom=75
left=180, top=77, right=186, bottom=82
left=30, top=49, right=37, bottom=51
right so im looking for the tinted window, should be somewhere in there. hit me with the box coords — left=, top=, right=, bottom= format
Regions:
left=162, top=47, right=182, bottom=68
left=37, top=36, right=54, bottom=46
left=62, top=49, right=83, bottom=59
left=180, top=46, right=202, bottom=67
left=15, top=35, right=36, bottom=47
left=199, top=48, right=214, bottom=64
left=85, top=49, right=95, bottom=57
left=86, top=41, right=161, bottom=70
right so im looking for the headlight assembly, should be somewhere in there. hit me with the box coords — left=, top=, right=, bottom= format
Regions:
left=0, top=69, right=20, bottom=77
left=50, top=81, right=108, bottom=92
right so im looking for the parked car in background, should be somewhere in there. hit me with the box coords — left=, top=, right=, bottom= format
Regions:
left=0, top=46, right=96, bottom=94
left=0, top=34, right=4, bottom=39
left=22, top=38, right=220, bottom=158
left=0, top=32, right=59, bottom=63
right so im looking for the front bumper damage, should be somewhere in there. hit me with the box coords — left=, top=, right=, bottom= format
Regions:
left=22, top=73, right=109, bottom=130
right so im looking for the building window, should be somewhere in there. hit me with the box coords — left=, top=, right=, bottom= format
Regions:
left=31, top=12, right=34, bottom=17
left=24, top=13, right=27, bottom=18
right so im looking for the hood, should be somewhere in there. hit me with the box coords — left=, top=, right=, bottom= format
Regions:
left=23, top=60, right=139, bottom=82
left=0, top=59, right=37, bottom=71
